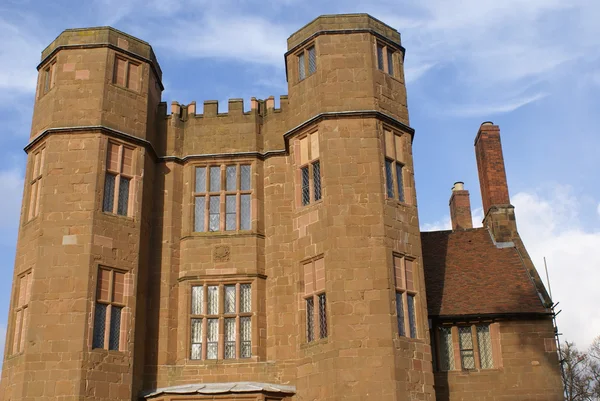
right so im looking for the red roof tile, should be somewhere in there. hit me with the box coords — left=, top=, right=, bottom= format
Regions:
left=420, top=228, right=548, bottom=317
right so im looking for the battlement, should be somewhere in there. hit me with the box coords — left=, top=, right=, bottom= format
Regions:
left=167, top=95, right=289, bottom=120
left=40, top=26, right=162, bottom=82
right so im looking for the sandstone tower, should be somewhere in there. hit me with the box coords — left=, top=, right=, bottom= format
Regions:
left=1, top=13, right=563, bottom=401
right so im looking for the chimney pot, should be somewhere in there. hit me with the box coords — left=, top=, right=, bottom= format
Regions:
left=452, top=181, right=464, bottom=191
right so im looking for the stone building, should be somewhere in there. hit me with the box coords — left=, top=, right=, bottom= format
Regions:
left=0, top=13, right=563, bottom=401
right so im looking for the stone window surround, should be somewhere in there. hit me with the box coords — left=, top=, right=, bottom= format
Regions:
left=112, top=53, right=141, bottom=93
left=393, top=253, right=418, bottom=339
left=294, top=130, right=322, bottom=208
left=192, top=162, right=253, bottom=233
left=38, top=58, right=57, bottom=98
left=92, top=266, right=129, bottom=352
left=296, top=42, right=316, bottom=82
left=27, top=145, right=46, bottom=222
left=383, top=127, right=408, bottom=204
left=187, top=279, right=258, bottom=362
left=301, top=256, right=327, bottom=344
left=9, top=269, right=32, bottom=356
left=375, top=40, right=395, bottom=76
left=102, top=140, right=136, bottom=218
left=432, top=322, right=501, bottom=372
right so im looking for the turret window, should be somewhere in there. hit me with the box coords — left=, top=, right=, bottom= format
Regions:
left=384, top=129, right=406, bottom=203
left=103, top=142, right=134, bottom=217
left=376, top=43, right=395, bottom=76
left=113, top=56, right=140, bottom=92
left=93, top=268, right=127, bottom=351
left=28, top=147, right=46, bottom=221
left=11, top=270, right=32, bottom=355
left=303, top=257, right=327, bottom=342
left=194, top=164, right=252, bottom=232
left=394, top=254, right=417, bottom=338
left=41, top=60, right=56, bottom=95
left=296, top=132, right=322, bottom=206
left=298, top=45, right=316, bottom=81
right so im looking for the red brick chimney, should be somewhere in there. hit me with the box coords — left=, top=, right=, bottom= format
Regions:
left=449, top=182, right=473, bottom=230
left=474, top=122, right=516, bottom=242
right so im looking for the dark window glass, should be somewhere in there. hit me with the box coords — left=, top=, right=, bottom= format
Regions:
left=117, top=177, right=130, bottom=216
left=407, top=294, right=417, bottom=338
left=306, top=297, right=314, bottom=342
left=109, top=306, right=122, bottom=350
left=301, top=166, right=310, bottom=206
left=318, top=293, right=327, bottom=339
left=396, top=291, right=405, bottom=336
left=377, top=44, right=385, bottom=70
left=396, top=163, right=404, bottom=202
left=387, top=48, right=394, bottom=75
left=385, top=159, right=394, bottom=198
left=103, top=174, right=116, bottom=212
left=313, top=161, right=321, bottom=201
left=93, top=303, right=107, bottom=349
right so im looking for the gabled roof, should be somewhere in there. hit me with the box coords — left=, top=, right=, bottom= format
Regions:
left=420, top=228, right=548, bottom=317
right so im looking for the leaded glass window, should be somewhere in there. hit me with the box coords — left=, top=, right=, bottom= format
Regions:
left=28, top=147, right=45, bottom=221
left=438, top=326, right=455, bottom=371
left=393, top=254, right=418, bottom=338
left=190, top=283, right=253, bottom=360
left=298, top=132, right=321, bottom=207
left=306, top=297, right=314, bottom=342
left=103, top=142, right=134, bottom=216
left=384, top=130, right=407, bottom=203
left=313, top=161, right=321, bottom=201
left=459, top=327, right=476, bottom=370
left=407, top=294, right=417, bottom=338
left=385, top=159, right=394, bottom=198
left=318, top=293, right=327, bottom=339
left=396, top=291, right=405, bottom=336
left=376, top=43, right=395, bottom=75
left=301, top=166, right=310, bottom=206
left=477, top=325, right=494, bottom=369
left=298, top=52, right=306, bottom=80
left=93, top=268, right=126, bottom=351
left=308, top=46, right=316, bottom=74
left=193, top=164, right=252, bottom=232
left=377, top=44, right=384, bottom=70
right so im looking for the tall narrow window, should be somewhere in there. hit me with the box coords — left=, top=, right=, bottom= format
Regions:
left=194, top=164, right=252, bottom=232
left=303, top=258, right=327, bottom=342
left=383, top=129, right=406, bottom=203
left=28, top=147, right=46, bottom=220
left=297, top=44, right=316, bottom=81
left=438, top=326, right=455, bottom=371
left=93, top=268, right=126, bottom=351
left=375, top=43, right=395, bottom=76
left=458, top=327, right=476, bottom=370
left=190, top=283, right=253, bottom=360
left=113, top=56, right=141, bottom=92
left=11, top=271, right=32, bottom=355
left=477, top=325, right=494, bottom=369
left=394, top=255, right=418, bottom=338
left=42, top=60, right=56, bottom=95
left=103, top=142, right=134, bottom=217
left=297, top=132, right=321, bottom=206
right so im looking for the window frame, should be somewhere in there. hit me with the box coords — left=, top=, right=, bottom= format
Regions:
left=302, top=257, right=327, bottom=343
left=296, top=131, right=322, bottom=207
left=10, top=270, right=32, bottom=356
left=102, top=141, right=135, bottom=217
left=383, top=128, right=406, bottom=204
left=433, top=322, right=498, bottom=372
left=92, top=267, right=127, bottom=352
left=393, top=254, right=418, bottom=339
left=375, top=42, right=395, bottom=76
left=39, top=59, right=57, bottom=97
left=193, top=163, right=253, bottom=233
left=113, top=55, right=141, bottom=92
left=188, top=282, right=254, bottom=361
left=297, top=44, right=316, bottom=81
left=27, top=146, right=46, bottom=221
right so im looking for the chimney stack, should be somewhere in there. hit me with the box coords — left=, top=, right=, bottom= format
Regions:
left=474, top=122, right=516, bottom=242
left=449, top=182, right=473, bottom=230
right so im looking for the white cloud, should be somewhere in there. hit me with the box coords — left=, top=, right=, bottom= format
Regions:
left=0, top=169, right=24, bottom=244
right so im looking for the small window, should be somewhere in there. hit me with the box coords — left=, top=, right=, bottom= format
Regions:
left=303, top=258, right=327, bottom=342
left=103, top=142, right=134, bottom=217
left=383, top=129, right=406, bottom=203
left=194, top=164, right=252, bottom=232
left=297, top=132, right=322, bottom=207
left=394, top=255, right=417, bottom=338
left=297, top=45, right=316, bottom=81
left=11, top=271, right=32, bottom=355
left=190, top=283, right=253, bottom=360
left=41, top=60, right=57, bottom=95
left=28, top=147, right=46, bottom=221
left=376, top=42, right=395, bottom=76
left=113, top=56, right=141, bottom=92
left=93, top=268, right=126, bottom=351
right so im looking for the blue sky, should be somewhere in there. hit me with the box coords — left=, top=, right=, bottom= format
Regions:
left=1, top=0, right=599, bottom=366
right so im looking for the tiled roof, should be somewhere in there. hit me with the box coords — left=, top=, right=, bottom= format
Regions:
left=143, top=382, right=296, bottom=398
left=421, top=228, right=548, bottom=317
